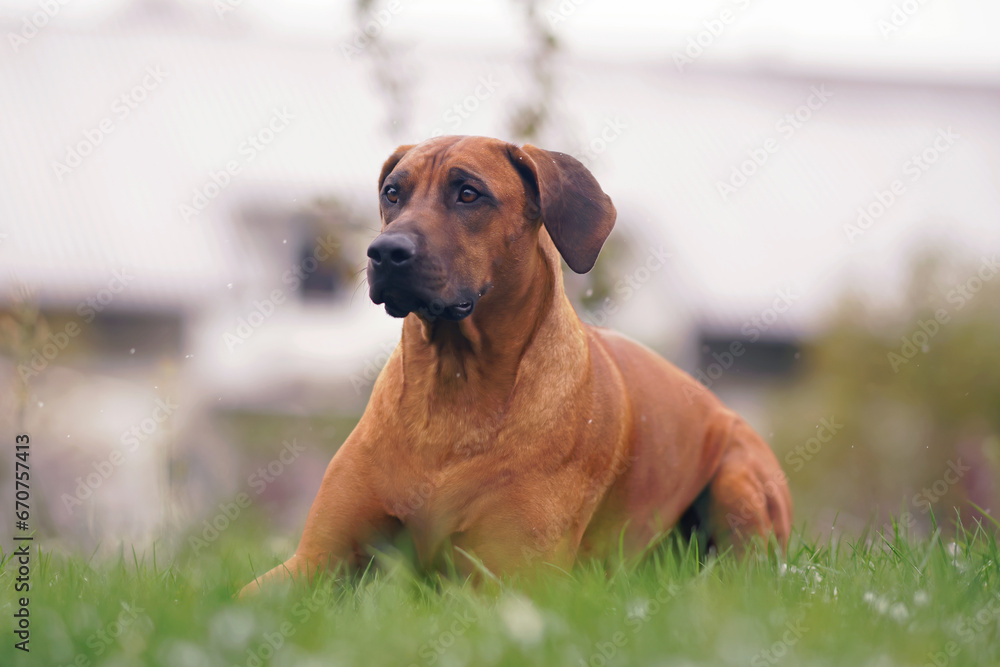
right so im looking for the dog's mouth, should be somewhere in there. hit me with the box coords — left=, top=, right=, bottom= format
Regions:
left=372, top=286, right=478, bottom=322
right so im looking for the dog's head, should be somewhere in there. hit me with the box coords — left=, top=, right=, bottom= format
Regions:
left=367, top=135, right=616, bottom=321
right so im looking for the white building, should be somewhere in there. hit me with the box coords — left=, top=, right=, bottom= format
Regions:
left=1, top=0, right=997, bottom=548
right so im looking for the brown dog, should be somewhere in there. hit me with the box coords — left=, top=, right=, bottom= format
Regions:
left=240, top=135, right=791, bottom=595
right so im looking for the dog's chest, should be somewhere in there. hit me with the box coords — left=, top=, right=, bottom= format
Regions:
left=378, top=451, right=515, bottom=563
left=371, top=398, right=614, bottom=570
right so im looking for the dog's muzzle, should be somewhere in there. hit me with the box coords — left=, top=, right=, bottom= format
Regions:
left=367, top=233, right=476, bottom=321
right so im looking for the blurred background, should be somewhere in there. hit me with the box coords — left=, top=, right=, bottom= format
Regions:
left=1, top=0, right=998, bottom=558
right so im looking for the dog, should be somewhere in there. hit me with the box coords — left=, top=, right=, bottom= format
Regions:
left=240, top=135, right=791, bottom=595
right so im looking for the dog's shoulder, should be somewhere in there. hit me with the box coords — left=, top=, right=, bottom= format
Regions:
left=585, top=324, right=727, bottom=414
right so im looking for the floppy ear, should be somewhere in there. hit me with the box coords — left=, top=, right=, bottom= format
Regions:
left=507, top=143, right=617, bottom=274
left=378, top=144, right=415, bottom=190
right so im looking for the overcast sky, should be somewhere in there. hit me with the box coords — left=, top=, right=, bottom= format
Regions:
left=4, top=0, right=1000, bottom=74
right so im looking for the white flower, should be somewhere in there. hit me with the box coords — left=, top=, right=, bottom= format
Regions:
left=498, top=594, right=544, bottom=646
left=889, top=603, right=910, bottom=622
left=208, top=608, right=256, bottom=651
left=626, top=598, right=650, bottom=622
left=863, top=592, right=890, bottom=615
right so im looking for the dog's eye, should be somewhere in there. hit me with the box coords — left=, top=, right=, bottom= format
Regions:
left=458, top=186, right=480, bottom=204
left=384, top=186, right=399, bottom=203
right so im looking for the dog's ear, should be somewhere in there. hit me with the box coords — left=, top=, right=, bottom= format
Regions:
left=378, top=144, right=414, bottom=190
left=507, top=144, right=616, bottom=274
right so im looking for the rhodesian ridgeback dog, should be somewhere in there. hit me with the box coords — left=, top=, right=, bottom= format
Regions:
left=240, top=135, right=791, bottom=595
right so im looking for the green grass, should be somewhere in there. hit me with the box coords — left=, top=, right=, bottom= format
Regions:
left=2, top=520, right=999, bottom=667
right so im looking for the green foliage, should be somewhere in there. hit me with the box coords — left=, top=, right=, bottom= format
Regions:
left=767, top=250, right=1000, bottom=535
left=566, top=232, right=635, bottom=313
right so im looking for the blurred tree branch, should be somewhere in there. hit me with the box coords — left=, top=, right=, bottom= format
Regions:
left=350, top=0, right=413, bottom=140
left=507, top=0, right=559, bottom=142
left=0, top=286, right=47, bottom=431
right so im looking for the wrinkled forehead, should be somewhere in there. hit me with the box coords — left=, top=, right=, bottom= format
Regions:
left=393, top=136, right=522, bottom=196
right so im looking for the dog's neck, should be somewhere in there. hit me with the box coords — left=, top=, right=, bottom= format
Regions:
left=396, top=232, right=587, bottom=416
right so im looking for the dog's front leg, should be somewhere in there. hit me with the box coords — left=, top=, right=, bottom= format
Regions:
left=239, top=432, right=388, bottom=597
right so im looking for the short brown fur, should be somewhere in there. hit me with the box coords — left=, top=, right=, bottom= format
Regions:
left=240, top=136, right=791, bottom=595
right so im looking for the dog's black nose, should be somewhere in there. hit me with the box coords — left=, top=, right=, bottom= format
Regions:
left=368, top=233, right=417, bottom=268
